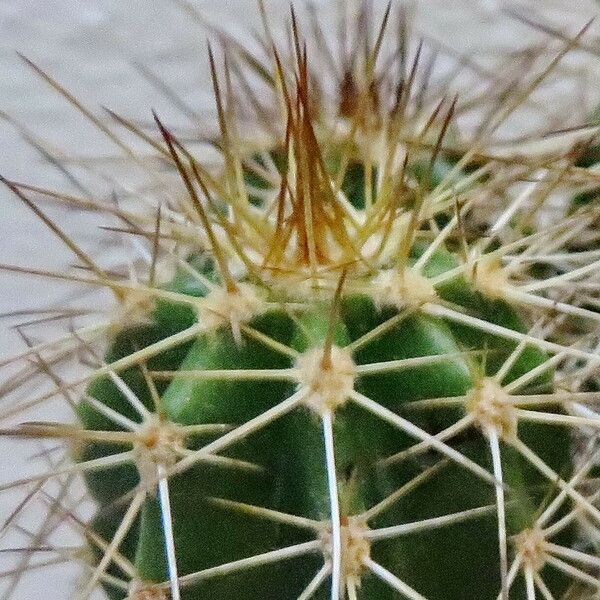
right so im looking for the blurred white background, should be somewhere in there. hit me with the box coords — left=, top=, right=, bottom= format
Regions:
left=0, top=0, right=599, bottom=596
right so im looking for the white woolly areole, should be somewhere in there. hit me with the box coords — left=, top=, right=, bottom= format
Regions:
left=295, top=346, right=356, bottom=414
left=360, top=212, right=411, bottom=265
left=514, top=528, right=547, bottom=572
left=320, top=518, right=371, bottom=590
left=197, top=283, right=265, bottom=336
left=466, top=378, right=517, bottom=440
left=127, top=581, right=168, bottom=600
left=372, top=267, right=437, bottom=310
left=151, top=253, right=185, bottom=287
left=134, top=416, right=184, bottom=491
left=471, top=256, right=510, bottom=300
left=110, top=288, right=156, bottom=331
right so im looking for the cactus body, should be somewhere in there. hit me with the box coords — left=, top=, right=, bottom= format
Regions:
left=80, top=238, right=573, bottom=600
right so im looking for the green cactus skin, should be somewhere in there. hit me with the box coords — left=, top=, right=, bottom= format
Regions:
left=79, top=242, right=573, bottom=600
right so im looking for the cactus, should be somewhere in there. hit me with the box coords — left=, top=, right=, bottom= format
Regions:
left=1, top=3, right=600, bottom=600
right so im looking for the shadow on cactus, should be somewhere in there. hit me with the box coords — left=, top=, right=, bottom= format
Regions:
left=1, top=2, right=600, bottom=600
